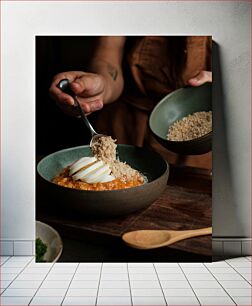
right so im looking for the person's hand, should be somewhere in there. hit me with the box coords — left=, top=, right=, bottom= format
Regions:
left=187, top=71, right=212, bottom=87
left=49, top=71, right=106, bottom=116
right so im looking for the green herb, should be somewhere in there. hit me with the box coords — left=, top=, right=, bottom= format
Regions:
left=36, top=238, right=47, bottom=262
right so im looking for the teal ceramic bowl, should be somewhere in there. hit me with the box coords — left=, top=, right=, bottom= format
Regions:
left=36, top=221, right=63, bottom=262
left=149, top=83, right=212, bottom=155
left=37, top=145, right=169, bottom=217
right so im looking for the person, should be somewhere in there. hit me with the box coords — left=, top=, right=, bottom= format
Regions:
left=49, top=36, right=212, bottom=170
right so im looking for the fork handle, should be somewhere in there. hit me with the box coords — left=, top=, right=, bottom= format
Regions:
left=57, top=79, right=97, bottom=136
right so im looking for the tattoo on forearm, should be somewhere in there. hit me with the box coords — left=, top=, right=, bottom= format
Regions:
left=107, top=63, right=118, bottom=81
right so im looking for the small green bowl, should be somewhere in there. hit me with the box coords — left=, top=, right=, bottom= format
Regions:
left=37, top=145, right=169, bottom=217
left=149, top=83, right=212, bottom=155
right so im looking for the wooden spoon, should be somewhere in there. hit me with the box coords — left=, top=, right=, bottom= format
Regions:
left=122, top=227, right=212, bottom=250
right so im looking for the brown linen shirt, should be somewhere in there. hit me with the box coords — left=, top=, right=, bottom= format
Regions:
left=94, top=36, right=212, bottom=170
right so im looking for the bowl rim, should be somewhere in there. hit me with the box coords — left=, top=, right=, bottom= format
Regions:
left=37, top=144, right=169, bottom=194
left=149, top=84, right=212, bottom=143
left=36, top=220, right=63, bottom=263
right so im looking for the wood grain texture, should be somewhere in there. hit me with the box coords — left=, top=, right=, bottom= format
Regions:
left=37, top=165, right=212, bottom=257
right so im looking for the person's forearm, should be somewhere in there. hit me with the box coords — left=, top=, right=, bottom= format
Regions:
left=89, top=37, right=126, bottom=104
left=89, top=58, right=124, bottom=104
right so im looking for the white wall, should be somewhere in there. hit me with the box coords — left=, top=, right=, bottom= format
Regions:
left=1, top=1, right=250, bottom=240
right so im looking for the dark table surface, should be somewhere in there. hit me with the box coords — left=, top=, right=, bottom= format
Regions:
left=36, top=165, right=212, bottom=262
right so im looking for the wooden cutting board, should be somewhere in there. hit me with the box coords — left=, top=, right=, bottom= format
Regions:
left=37, top=166, right=212, bottom=257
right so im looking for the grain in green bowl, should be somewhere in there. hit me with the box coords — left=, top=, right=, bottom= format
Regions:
left=167, top=111, right=212, bottom=141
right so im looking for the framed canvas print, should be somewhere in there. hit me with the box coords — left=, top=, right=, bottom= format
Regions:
left=36, top=36, right=212, bottom=262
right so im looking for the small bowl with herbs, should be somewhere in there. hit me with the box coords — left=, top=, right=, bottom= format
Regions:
left=36, top=221, right=63, bottom=262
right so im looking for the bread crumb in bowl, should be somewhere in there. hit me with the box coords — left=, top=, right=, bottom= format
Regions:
left=53, top=136, right=144, bottom=190
left=167, top=111, right=212, bottom=141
